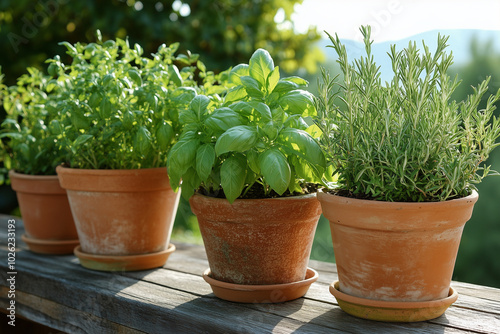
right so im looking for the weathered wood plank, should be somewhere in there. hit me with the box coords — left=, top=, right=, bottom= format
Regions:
left=0, top=287, right=145, bottom=334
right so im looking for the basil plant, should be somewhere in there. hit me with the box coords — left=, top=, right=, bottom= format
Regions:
left=50, top=32, right=215, bottom=170
left=167, top=49, right=327, bottom=203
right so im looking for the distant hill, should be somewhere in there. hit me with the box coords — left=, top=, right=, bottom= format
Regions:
left=319, top=29, right=500, bottom=81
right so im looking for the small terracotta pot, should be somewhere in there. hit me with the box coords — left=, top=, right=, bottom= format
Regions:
left=57, top=166, right=180, bottom=271
left=318, top=189, right=478, bottom=305
left=189, top=193, right=322, bottom=286
left=9, top=170, right=79, bottom=254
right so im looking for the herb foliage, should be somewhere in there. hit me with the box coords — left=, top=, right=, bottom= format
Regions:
left=168, top=49, right=326, bottom=203
left=315, top=26, right=500, bottom=202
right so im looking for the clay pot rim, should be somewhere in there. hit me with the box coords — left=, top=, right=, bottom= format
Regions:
left=317, top=188, right=478, bottom=209
left=9, top=170, right=58, bottom=180
left=9, top=170, right=66, bottom=194
left=56, top=165, right=172, bottom=192
left=330, top=280, right=458, bottom=309
left=56, top=165, right=168, bottom=176
left=192, top=191, right=317, bottom=203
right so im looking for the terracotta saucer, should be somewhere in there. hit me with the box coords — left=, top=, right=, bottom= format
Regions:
left=74, top=244, right=175, bottom=272
left=22, top=234, right=80, bottom=255
left=202, top=267, right=318, bottom=303
left=329, top=280, right=458, bottom=322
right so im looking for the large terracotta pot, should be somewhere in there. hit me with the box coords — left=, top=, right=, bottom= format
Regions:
left=318, top=189, right=478, bottom=321
left=190, top=192, right=321, bottom=303
left=9, top=170, right=79, bottom=254
left=56, top=166, right=180, bottom=271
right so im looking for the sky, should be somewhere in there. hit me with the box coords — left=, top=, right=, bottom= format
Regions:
left=292, top=0, right=500, bottom=43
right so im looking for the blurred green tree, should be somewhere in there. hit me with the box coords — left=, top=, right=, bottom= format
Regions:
left=0, top=0, right=323, bottom=85
left=449, top=37, right=500, bottom=288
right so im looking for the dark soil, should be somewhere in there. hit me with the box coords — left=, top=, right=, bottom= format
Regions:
left=198, top=182, right=320, bottom=200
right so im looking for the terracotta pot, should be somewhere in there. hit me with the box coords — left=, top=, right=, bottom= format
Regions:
left=318, top=189, right=478, bottom=319
left=189, top=193, right=322, bottom=286
left=9, top=170, right=79, bottom=254
left=56, top=166, right=180, bottom=271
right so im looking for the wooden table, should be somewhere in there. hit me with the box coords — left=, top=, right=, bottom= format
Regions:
left=1, top=215, right=499, bottom=334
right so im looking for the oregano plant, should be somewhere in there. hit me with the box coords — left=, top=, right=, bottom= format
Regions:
left=51, top=32, right=218, bottom=170
left=167, top=49, right=326, bottom=203
left=315, top=26, right=500, bottom=202
left=0, top=67, right=67, bottom=177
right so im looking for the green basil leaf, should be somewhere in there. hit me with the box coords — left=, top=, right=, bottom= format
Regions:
left=156, top=122, right=174, bottom=150
left=172, top=87, right=197, bottom=105
left=267, top=66, right=280, bottom=93
left=278, top=89, right=315, bottom=116
left=224, top=85, right=247, bottom=105
left=168, top=132, right=199, bottom=174
left=134, top=126, right=152, bottom=156
left=189, top=95, right=210, bottom=119
left=282, top=76, right=309, bottom=87
left=229, top=64, right=250, bottom=85
left=179, top=109, right=198, bottom=125
left=273, top=80, right=298, bottom=94
left=221, top=155, right=247, bottom=203
left=99, top=96, right=113, bottom=118
left=248, top=101, right=272, bottom=123
left=128, top=69, right=143, bottom=87
left=168, top=65, right=183, bottom=86
left=278, top=128, right=326, bottom=168
left=215, top=125, right=258, bottom=155
left=196, top=144, right=216, bottom=181
left=258, top=149, right=290, bottom=195
left=249, top=48, right=274, bottom=87
left=247, top=149, right=260, bottom=174
left=71, top=109, right=90, bottom=130
left=241, top=76, right=263, bottom=98
left=204, top=107, right=243, bottom=132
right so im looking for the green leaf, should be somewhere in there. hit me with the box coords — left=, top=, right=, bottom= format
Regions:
left=224, top=85, right=247, bottom=105
left=71, top=109, right=90, bottom=130
left=197, top=60, right=207, bottom=73
left=171, top=87, right=197, bottom=105
left=267, top=66, right=280, bottom=93
left=278, top=90, right=315, bottom=116
left=99, top=97, right=114, bottom=118
left=283, top=76, right=309, bottom=87
left=247, top=149, right=260, bottom=174
left=128, top=69, right=143, bottom=86
left=196, top=144, right=216, bottom=181
left=73, top=134, right=93, bottom=148
left=278, top=128, right=326, bottom=167
left=168, top=132, right=199, bottom=174
left=258, top=149, right=290, bottom=195
left=249, top=49, right=274, bottom=87
left=229, top=64, right=250, bottom=85
left=248, top=102, right=272, bottom=122
left=181, top=167, right=201, bottom=200
left=215, top=125, right=258, bottom=155
left=156, top=122, right=174, bottom=150
left=135, top=126, right=152, bottom=156
left=179, top=109, right=198, bottom=125
left=168, top=65, right=183, bottom=86
left=204, top=107, right=243, bottom=132
left=241, top=76, right=263, bottom=98
left=273, top=80, right=298, bottom=94
left=189, top=95, right=210, bottom=120
left=221, top=155, right=247, bottom=203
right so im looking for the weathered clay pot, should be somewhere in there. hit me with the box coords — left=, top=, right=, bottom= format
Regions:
left=318, top=189, right=478, bottom=321
left=57, top=166, right=180, bottom=271
left=9, top=170, right=79, bottom=254
left=189, top=193, right=322, bottom=286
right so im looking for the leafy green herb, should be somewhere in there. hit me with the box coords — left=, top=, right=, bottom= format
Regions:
left=0, top=67, right=67, bottom=176
left=315, top=26, right=500, bottom=202
left=168, top=49, right=326, bottom=203
left=51, top=33, right=224, bottom=170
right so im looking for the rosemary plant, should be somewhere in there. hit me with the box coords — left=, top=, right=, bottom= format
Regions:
left=315, top=26, right=500, bottom=202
